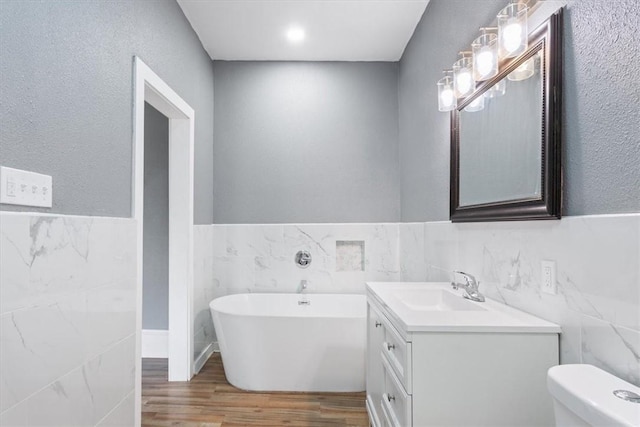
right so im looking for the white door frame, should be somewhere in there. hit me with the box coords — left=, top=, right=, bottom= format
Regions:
left=132, top=56, right=195, bottom=425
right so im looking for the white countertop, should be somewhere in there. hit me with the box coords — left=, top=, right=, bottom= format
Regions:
left=366, top=282, right=561, bottom=334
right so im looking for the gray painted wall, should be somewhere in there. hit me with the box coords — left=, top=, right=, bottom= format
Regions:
left=212, top=61, right=400, bottom=223
left=142, top=103, right=169, bottom=330
left=399, top=0, right=640, bottom=221
left=0, top=0, right=215, bottom=224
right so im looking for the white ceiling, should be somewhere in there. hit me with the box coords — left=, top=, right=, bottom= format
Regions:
left=176, top=0, right=430, bottom=62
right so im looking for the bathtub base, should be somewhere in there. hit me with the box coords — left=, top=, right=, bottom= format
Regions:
left=210, top=293, right=366, bottom=392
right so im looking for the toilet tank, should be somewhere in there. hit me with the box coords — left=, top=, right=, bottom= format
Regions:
left=547, top=364, right=640, bottom=427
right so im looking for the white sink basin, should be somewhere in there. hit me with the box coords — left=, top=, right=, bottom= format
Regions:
left=391, top=289, right=487, bottom=312
left=366, top=282, right=561, bottom=334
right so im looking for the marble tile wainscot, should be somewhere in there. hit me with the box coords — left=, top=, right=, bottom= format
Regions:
left=0, top=212, right=137, bottom=426
left=398, top=214, right=640, bottom=387
left=208, top=223, right=401, bottom=296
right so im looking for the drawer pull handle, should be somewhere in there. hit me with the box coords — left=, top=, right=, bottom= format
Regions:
left=387, top=343, right=395, bottom=351
left=375, top=321, right=382, bottom=327
left=387, top=394, right=395, bottom=402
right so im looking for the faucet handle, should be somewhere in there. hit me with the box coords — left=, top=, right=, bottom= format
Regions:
left=454, top=271, right=477, bottom=287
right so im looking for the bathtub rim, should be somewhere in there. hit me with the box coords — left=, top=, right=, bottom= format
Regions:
left=209, top=292, right=366, bottom=319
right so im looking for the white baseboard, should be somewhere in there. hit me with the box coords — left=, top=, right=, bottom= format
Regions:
left=194, top=342, right=216, bottom=374
left=141, top=329, right=168, bottom=358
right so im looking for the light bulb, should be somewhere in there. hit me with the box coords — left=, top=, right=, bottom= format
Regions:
left=498, top=3, right=528, bottom=59
left=503, top=22, right=523, bottom=53
left=472, top=32, right=498, bottom=82
left=476, top=49, right=494, bottom=77
left=437, top=74, right=456, bottom=112
left=456, top=71, right=472, bottom=95
left=453, top=55, right=474, bottom=98
left=440, top=88, right=454, bottom=108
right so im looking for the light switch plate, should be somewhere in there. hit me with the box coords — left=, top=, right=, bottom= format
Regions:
left=0, top=166, right=53, bottom=208
left=541, top=260, right=557, bottom=295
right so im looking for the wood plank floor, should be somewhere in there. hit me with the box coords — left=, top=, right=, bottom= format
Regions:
left=142, top=354, right=369, bottom=427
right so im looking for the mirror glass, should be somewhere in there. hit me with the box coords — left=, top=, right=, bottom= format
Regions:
left=458, top=51, right=543, bottom=206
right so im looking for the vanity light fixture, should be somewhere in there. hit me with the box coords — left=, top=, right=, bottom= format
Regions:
left=472, top=28, right=499, bottom=82
left=498, top=1, right=528, bottom=59
left=286, top=26, right=305, bottom=43
left=437, top=0, right=534, bottom=113
left=453, top=52, right=474, bottom=99
left=464, top=95, right=485, bottom=112
left=437, top=70, right=457, bottom=112
left=485, top=79, right=506, bottom=98
left=508, top=54, right=536, bottom=81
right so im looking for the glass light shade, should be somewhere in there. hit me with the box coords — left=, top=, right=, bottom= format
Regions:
left=472, top=33, right=498, bottom=81
left=498, top=3, right=528, bottom=59
left=508, top=55, right=536, bottom=81
left=464, top=95, right=485, bottom=112
left=437, top=75, right=456, bottom=112
left=485, top=79, right=506, bottom=98
left=453, top=56, right=474, bottom=98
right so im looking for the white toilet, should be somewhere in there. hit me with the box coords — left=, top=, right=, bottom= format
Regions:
left=547, top=364, right=640, bottom=427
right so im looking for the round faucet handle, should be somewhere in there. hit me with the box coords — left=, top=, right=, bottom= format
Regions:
left=295, top=251, right=312, bottom=268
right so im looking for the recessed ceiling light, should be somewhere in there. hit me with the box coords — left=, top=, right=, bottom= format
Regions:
left=286, top=26, right=305, bottom=43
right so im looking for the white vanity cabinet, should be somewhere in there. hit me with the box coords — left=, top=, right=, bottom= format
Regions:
left=366, top=282, right=561, bottom=427
left=366, top=303, right=385, bottom=427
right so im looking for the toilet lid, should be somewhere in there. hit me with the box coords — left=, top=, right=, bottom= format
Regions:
left=547, top=364, right=640, bottom=427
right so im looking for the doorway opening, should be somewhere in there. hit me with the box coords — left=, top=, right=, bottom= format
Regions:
left=132, top=57, right=195, bottom=425
left=141, top=102, right=169, bottom=359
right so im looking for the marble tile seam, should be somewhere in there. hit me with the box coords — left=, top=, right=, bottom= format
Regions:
left=0, top=278, right=134, bottom=316
left=94, top=389, right=135, bottom=427
left=0, top=211, right=136, bottom=222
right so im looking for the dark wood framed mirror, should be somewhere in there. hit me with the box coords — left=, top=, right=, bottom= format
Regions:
left=450, top=10, right=562, bottom=222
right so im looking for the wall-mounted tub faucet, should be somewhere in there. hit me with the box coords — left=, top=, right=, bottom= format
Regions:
left=298, top=280, right=310, bottom=305
left=298, top=279, right=308, bottom=294
left=451, top=271, right=485, bottom=302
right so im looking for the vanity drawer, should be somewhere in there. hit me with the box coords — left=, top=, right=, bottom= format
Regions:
left=381, top=355, right=412, bottom=427
left=381, top=315, right=412, bottom=393
left=366, top=396, right=382, bottom=427
left=380, top=398, right=395, bottom=427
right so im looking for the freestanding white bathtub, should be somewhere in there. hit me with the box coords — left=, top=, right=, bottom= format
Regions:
left=209, top=293, right=366, bottom=392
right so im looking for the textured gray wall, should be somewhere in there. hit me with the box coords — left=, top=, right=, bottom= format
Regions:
left=142, top=103, right=169, bottom=330
left=399, top=0, right=640, bottom=221
left=562, top=0, right=639, bottom=215
left=0, top=0, right=215, bottom=223
left=212, top=61, right=400, bottom=223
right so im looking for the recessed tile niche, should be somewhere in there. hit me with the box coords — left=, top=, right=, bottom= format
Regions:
left=336, top=240, right=365, bottom=272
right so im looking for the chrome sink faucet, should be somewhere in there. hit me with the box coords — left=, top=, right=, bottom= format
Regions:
left=451, top=271, right=485, bottom=302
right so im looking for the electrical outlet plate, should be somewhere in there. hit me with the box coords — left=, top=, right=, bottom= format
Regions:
left=541, top=260, right=557, bottom=295
left=0, top=166, right=53, bottom=208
